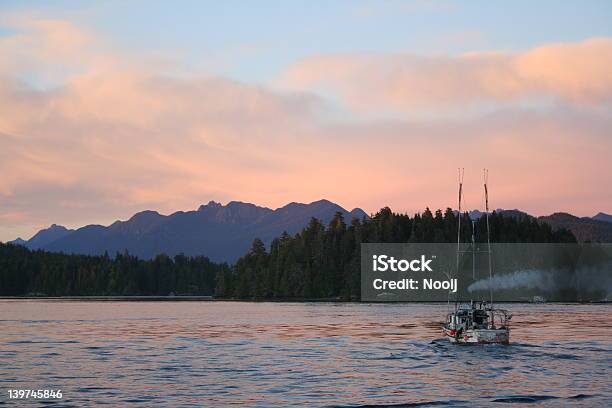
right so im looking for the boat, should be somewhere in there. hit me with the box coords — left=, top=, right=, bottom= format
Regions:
left=443, top=169, right=512, bottom=344
left=443, top=300, right=511, bottom=344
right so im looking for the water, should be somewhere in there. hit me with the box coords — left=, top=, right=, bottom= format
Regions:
left=0, top=301, right=610, bottom=407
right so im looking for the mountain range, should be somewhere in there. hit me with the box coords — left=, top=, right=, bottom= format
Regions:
left=538, top=212, right=612, bottom=243
left=7, top=202, right=611, bottom=262
left=475, top=210, right=612, bottom=242
left=8, top=200, right=367, bottom=263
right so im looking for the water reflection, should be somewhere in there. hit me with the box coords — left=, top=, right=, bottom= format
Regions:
left=0, top=301, right=610, bottom=407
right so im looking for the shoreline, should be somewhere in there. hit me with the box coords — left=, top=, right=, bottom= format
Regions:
left=0, top=296, right=608, bottom=304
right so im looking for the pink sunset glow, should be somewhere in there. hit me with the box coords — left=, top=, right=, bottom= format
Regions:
left=0, top=15, right=610, bottom=241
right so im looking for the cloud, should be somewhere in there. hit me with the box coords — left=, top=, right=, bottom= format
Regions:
left=0, top=14, right=98, bottom=83
left=0, top=72, right=324, bottom=222
left=0, top=15, right=610, bottom=242
left=278, top=38, right=612, bottom=112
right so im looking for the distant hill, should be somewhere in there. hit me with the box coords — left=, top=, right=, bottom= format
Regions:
left=26, top=224, right=74, bottom=249
left=9, top=224, right=74, bottom=249
left=454, top=208, right=610, bottom=242
left=8, top=237, right=27, bottom=246
left=593, top=212, right=612, bottom=223
left=497, top=209, right=531, bottom=219
left=538, top=213, right=612, bottom=242
left=18, top=200, right=368, bottom=263
left=465, top=208, right=530, bottom=220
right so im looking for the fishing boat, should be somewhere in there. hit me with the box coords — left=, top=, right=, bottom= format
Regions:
left=443, top=169, right=512, bottom=344
left=443, top=300, right=511, bottom=344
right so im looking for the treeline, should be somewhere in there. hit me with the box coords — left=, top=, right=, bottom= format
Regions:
left=218, top=208, right=576, bottom=300
left=0, top=244, right=228, bottom=296
left=0, top=208, right=576, bottom=298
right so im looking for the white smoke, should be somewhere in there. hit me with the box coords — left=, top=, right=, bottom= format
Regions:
left=466, top=258, right=612, bottom=300
left=467, top=269, right=560, bottom=293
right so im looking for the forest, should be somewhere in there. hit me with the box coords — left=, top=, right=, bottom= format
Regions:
left=0, top=208, right=576, bottom=298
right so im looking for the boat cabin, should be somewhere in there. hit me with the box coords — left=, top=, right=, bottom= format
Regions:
left=446, top=301, right=511, bottom=332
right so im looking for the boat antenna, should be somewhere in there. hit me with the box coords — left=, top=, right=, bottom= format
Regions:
left=484, top=168, right=493, bottom=306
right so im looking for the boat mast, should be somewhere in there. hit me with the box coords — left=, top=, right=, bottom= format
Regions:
left=484, top=169, right=493, bottom=306
left=455, top=168, right=464, bottom=310
left=471, top=219, right=476, bottom=281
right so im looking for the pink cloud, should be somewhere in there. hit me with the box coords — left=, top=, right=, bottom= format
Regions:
left=0, top=16, right=610, bottom=241
left=278, top=38, right=612, bottom=112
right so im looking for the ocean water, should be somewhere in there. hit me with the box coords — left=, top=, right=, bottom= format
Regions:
left=0, top=301, right=610, bottom=407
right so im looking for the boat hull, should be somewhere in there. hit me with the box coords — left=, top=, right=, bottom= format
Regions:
left=443, top=327, right=509, bottom=344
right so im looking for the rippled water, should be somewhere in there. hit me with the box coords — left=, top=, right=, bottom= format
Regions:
left=0, top=301, right=610, bottom=407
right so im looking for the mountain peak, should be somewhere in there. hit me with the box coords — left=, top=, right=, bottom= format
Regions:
left=548, top=212, right=579, bottom=220
left=109, top=210, right=165, bottom=234
left=227, top=200, right=259, bottom=208
left=349, top=208, right=368, bottom=219
left=593, top=212, right=612, bottom=223
left=198, top=200, right=222, bottom=211
left=129, top=210, right=161, bottom=220
left=46, top=224, right=68, bottom=231
left=8, top=237, right=27, bottom=246
left=310, top=198, right=334, bottom=206
left=26, top=224, right=74, bottom=249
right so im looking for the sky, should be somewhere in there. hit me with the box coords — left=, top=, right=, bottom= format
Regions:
left=1, top=1, right=611, bottom=241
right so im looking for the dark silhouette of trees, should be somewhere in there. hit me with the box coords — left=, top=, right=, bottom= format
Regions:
left=219, top=208, right=576, bottom=300
left=0, top=244, right=228, bottom=296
